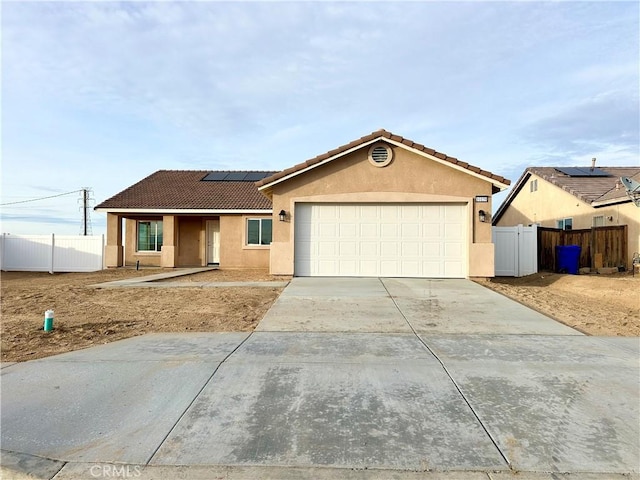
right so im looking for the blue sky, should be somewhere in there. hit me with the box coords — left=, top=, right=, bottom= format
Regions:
left=2, top=1, right=638, bottom=235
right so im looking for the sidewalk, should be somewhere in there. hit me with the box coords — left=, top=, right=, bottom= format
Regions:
left=90, top=267, right=289, bottom=288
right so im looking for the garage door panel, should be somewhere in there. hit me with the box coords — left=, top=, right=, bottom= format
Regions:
left=339, top=205, right=358, bottom=219
left=380, top=260, right=400, bottom=276
left=381, top=242, right=399, bottom=256
left=381, top=224, right=398, bottom=237
left=402, top=242, right=420, bottom=256
left=340, top=242, right=357, bottom=256
left=318, top=205, right=338, bottom=218
left=422, top=262, right=443, bottom=277
left=295, top=203, right=467, bottom=278
left=318, top=242, right=336, bottom=256
left=423, top=224, right=442, bottom=238
left=444, top=206, right=464, bottom=221
left=360, top=206, right=378, bottom=218
left=444, top=243, right=463, bottom=257
left=339, top=223, right=357, bottom=237
left=401, top=261, right=420, bottom=277
left=445, top=262, right=464, bottom=277
left=360, top=223, right=378, bottom=237
left=401, top=223, right=420, bottom=237
left=381, top=206, right=400, bottom=220
left=422, top=242, right=441, bottom=256
left=444, top=223, right=463, bottom=239
left=402, top=205, right=420, bottom=218
left=360, top=242, right=378, bottom=256
left=358, top=260, right=378, bottom=276
left=318, top=223, right=337, bottom=237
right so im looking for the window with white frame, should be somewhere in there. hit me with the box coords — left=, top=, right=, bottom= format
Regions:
left=247, top=218, right=272, bottom=246
left=530, top=179, right=538, bottom=192
left=557, top=218, right=573, bottom=230
left=137, top=220, right=163, bottom=252
left=592, top=215, right=605, bottom=227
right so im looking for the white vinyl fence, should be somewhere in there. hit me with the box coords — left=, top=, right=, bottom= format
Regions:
left=492, top=225, right=538, bottom=277
left=0, top=234, right=104, bottom=273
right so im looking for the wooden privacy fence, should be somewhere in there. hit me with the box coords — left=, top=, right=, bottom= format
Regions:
left=538, top=225, right=628, bottom=271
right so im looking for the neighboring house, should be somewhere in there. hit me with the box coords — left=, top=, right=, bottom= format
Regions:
left=492, top=166, right=640, bottom=267
left=95, top=129, right=511, bottom=278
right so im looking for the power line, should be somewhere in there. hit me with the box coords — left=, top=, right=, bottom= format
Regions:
left=0, top=189, right=83, bottom=206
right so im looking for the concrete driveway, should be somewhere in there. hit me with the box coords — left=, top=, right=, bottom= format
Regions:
left=1, top=278, right=638, bottom=480
left=257, top=277, right=581, bottom=334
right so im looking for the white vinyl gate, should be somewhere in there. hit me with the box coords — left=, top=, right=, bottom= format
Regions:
left=492, top=225, right=537, bottom=277
left=0, top=234, right=104, bottom=273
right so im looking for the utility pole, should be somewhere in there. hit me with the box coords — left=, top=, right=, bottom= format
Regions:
left=79, top=188, right=94, bottom=236
left=83, top=188, right=88, bottom=236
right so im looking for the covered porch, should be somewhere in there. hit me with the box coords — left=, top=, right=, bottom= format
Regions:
left=104, top=213, right=271, bottom=269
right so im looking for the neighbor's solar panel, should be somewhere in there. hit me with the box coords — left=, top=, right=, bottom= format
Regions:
left=555, top=167, right=610, bottom=177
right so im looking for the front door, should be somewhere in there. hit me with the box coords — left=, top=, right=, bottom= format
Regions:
left=206, top=220, right=220, bottom=264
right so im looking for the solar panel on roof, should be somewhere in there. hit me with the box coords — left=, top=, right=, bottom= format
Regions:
left=555, top=167, right=610, bottom=177
left=244, top=171, right=275, bottom=181
left=202, top=171, right=278, bottom=182
left=224, top=172, right=248, bottom=181
left=202, top=172, right=229, bottom=181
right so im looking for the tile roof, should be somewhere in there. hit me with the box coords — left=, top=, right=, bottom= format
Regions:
left=526, top=166, right=640, bottom=204
left=492, top=166, right=640, bottom=224
left=95, top=170, right=275, bottom=210
left=256, top=129, right=510, bottom=189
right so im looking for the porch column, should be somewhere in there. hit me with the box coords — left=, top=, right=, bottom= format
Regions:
left=161, top=215, right=177, bottom=268
left=105, top=213, right=123, bottom=267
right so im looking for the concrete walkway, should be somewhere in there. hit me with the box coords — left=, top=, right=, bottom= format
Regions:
left=1, top=278, right=638, bottom=480
left=90, top=267, right=289, bottom=288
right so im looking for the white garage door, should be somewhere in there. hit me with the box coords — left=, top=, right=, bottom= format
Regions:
left=294, top=203, right=467, bottom=278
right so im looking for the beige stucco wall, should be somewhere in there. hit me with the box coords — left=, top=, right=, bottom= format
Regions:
left=219, top=215, right=271, bottom=269
left=496, top=173, right=640, bottom=266
left=105, top=213, right=123, bottom=267
left=121, top=215, right=270, bottom=268
left=266, top=143, right=498, bottom=277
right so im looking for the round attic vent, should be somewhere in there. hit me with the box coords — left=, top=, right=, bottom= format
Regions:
left=368, top=143, right=393, bottom=167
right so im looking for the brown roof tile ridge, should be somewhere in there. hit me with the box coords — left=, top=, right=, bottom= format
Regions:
left=594, top=169, right=640, bottom=202
left=385, top=133, right=510, bottom=185
left=257, top=129, right=510, bottom=187
left=533, top=167, right=594, bottom=204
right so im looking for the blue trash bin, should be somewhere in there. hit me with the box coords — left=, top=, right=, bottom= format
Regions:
left=556, top=245, right=581, bottom=274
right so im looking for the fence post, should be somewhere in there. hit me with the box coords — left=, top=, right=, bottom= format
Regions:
left=101, top=234, right=105, bottom=270
left=0, top=233, right=4, bottom=271
left=50, top=233, right=55, bottom=274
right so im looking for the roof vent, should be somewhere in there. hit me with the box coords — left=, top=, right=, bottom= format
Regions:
left=368, top=143, right=393, bottom=167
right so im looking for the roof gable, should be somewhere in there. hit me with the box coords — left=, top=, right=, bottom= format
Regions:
left=256, top=129, right=510, bottom=193
left=95, top=170, right=275, bottom=211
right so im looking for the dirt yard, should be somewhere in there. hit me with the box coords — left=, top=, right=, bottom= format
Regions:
left=477, top=272, right=639, bottom=336
left=1, top=268, right=285, bottom=362
left=1, top=269, right=638, bottom=363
